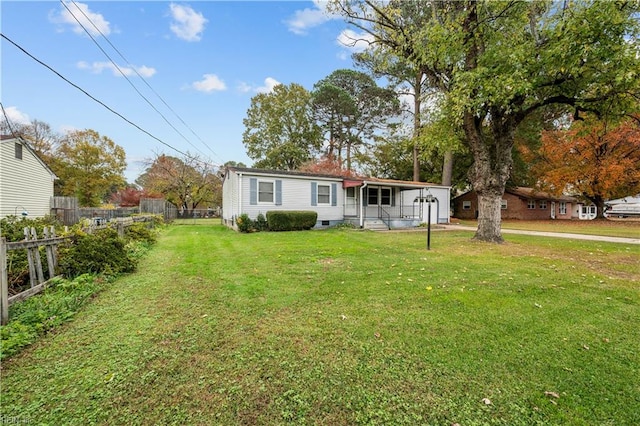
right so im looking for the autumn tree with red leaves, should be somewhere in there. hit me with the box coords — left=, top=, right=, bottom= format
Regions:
left=530, top=115, right=640, bottom=218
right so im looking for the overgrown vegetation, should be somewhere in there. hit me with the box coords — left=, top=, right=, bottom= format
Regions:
left=1, top=224, right=637, bottom=425
left=0, top=274, right=108, bottom=359
left=0, top=215, right=162, bottom=359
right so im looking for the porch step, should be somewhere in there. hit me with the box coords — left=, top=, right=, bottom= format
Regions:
left=364, top=220, right=389, bottom=231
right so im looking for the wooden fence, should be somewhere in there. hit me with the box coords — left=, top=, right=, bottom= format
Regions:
left=1, top=226, right=65, bottom=325
left=0, top=216, right=156, bottom=324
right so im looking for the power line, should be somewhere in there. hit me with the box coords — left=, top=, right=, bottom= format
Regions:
left=61, top=0, right=219, bottom=165
left=1, top=32, right=192, bottom=159
left=66, top=0, right=223, bottom=164
left=0, top=102, right=22, bottom=140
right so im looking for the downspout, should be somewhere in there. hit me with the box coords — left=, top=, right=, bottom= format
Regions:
left=359, top=182, right=368, bottom=228
left=237, top=172, right=243, bottom=226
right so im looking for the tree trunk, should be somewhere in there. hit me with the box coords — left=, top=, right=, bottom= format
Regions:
left=441, top=150, right=453, bottom=186
left=413, top=71, right=422, bottom=182
left=464, top=111, right=515, bottom=243
left=474, top=191, right=504, bottom=242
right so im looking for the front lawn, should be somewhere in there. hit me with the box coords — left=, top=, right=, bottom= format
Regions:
left=1, top=225, right=638, bottom=425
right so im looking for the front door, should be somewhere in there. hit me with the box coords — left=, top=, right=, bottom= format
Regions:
left=345, top=186, right=358, bottom=216
left=550, top=201, right=556, bottom=219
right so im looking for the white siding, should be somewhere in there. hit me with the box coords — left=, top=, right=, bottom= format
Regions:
left=240, top=174, right=344, bottom=221
left=222, top=169, right=344, bottom=226
left=403, top=187, right=451, bottom=224
left=0, top=139, right=55, bottom=219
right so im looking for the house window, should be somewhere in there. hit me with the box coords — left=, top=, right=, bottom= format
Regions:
left=380, top=188, right=392, bottom=206
left=368, top=187, right=378, bottom=205
left=258, top=181, right=274, bottom=203
left=559, top=202, right=567, bottom=215
left=317, top=184, right=330, bottom=204
left=527, top=200, right=536, bottom=209
left=501, top=199, right=508, bottom=210
left=15, top=143, right=22, bottom=160
left=462, top=201, right=471, bottom=210
left=539, top=200, right=547, bottom=209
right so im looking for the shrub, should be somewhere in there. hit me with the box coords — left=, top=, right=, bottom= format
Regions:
left=57, top=228, right=136, bottom=278
left=124, top=222, right=157, bottom=244
left=236, top=213, right=254, bottom=233
left=255, top=213, right=268, bottom=231
left=266, top=211, right=318, bottom=231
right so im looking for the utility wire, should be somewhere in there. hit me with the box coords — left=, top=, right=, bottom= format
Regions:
left=0, top=101, right=22, bottom=140
left=1, top=32, right=191, bottom=159
left=61, top=0, right=218, bottom=166
left=67, top=0, right=223, bottom=164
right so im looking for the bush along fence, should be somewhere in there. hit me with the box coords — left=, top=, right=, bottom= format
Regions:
left=0, top=215, right=159, bottom=325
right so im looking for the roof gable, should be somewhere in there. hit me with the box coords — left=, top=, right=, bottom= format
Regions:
left=1, top=136, right=58, bottom=179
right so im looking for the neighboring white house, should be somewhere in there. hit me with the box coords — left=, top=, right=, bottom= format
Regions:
left=222, top=167, right=450, bottom=230
left=605, top=194, right=640, bottom=218
left=0, top=136, right=57, bottom=219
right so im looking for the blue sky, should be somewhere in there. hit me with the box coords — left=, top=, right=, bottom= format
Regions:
left=1, top=1, right=374, bottom=182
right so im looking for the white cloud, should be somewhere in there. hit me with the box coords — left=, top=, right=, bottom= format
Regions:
left=50, top=2, right=111, bottom=37
left=337, top=29, right=375, bottom=53
left=256, top=77, right=282, bottom=94
left=77, top=61, right=156, bottom=78
left=169, top=3, right=207, bottom=42
left=285, top=0, right=337, bottom=35
left=3, top=106, right=30, bottom=125
left=237, top=77, right=282, bottom=94
left=191, top=74, right=227, bottom=93
left=237, top=82, right=253, bottom=93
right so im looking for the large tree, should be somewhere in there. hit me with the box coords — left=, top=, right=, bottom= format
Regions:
left=55, top=129, right=127, bottom=207
left=332, top=0, right=640, bottom=242
left=529, top=114, right=640, bottom=217
left=137, top=153, right=221, bottom=215
left=312, top=69, right=401, bottom=171
left=243, top=83, right=322, bottom=170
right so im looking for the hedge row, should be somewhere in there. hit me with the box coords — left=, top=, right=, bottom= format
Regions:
left=237, top=211, right=318, bottom=232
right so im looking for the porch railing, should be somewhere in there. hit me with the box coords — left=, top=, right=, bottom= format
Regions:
left=366, top=204, right=422, bottom=220
left=379, top=206, right=391, bottom=229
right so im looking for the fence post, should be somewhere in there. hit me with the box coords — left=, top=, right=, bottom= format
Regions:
left=1, top=237, right=8, bottom=325
left=24, top=228, right=38, bottom=288
left=44, top=226, right=57, bottom=279
left=31, top=228, right=45, bottom=285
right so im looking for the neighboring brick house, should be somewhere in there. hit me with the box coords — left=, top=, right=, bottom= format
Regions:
left=453, top=187, right=577, bottom=220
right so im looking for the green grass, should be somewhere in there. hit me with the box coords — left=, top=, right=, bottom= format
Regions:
left=1, top=225, right=638, bottom=425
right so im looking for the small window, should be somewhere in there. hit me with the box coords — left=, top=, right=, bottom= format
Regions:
left=368, top=187, right=378, bottom=205
left=317, top=184, right=330, bottom=204
left=15, top=143, right=23, bottom=160
left=346, top=187, right=356, bottom=198
left=527, top=200, right=536, bottom=209
left=501, top=199, right=507, bottom=210
left=258, top=181, right=274, bottom=203
left=539, top=200, right=547, bottom=209
left=380, top=188, right=392, bottom=206
left=559, top=202, right=567, bottom=215
left=462, top=201, right=471, bottom=210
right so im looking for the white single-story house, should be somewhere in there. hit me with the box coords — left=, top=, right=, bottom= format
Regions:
left=222, top=167, right=450, bottom=230
left=0, top=136, right=57, bottom=219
